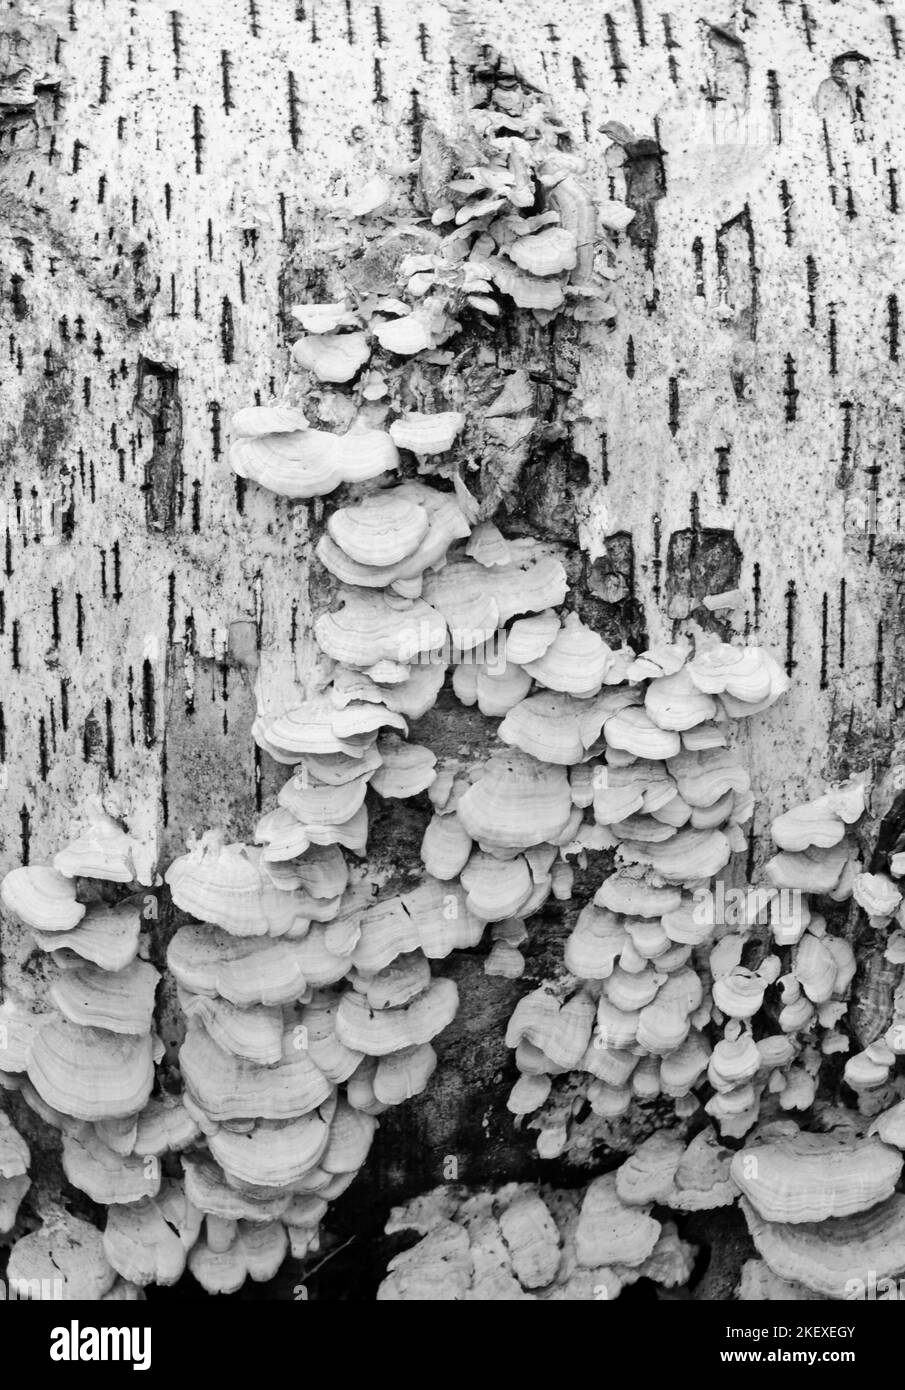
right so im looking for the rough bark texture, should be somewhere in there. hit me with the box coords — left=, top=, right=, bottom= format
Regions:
left=2, top=0, right=905, bottom=1294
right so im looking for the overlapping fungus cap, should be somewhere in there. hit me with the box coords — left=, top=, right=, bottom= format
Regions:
left=326, top=490, right=428, bottom=567
left=231, top=421, right=398, bottom=499
left=370, top=736, right=437, bottom=798
left=315, top=589, right=446, bottom=667
left=1, top=864, right=85, bottom=932
left=165, top=834, right=308, bottom=937
left=335, top=977, right=458, bottom=1056
left=50, top=958, right=159, bottom=1034
left=231, top=404, right=311, bottom=435
left=500, top=691, right=607, bottom=764
left=740, top=1193, right=905, bottom=1298
left=852, top=871, right=902, bottom=924
left=53, top=805, right=151, bottom=884
left=461, top=850, right=533, bottom=920
left=8, top=1211, right=117, bottom=1299
left=420, top=811, right=473, bottom=880
left=615, top=1132, right=685, bottom=1205
left=180, top=1019, right=334, bottom=1121
left=28, top=1017, right=155, bottom=1121
left=687, top=642, right=789, bottom=715
left=62, top=1129, right=161, bottom=1205
left=167, top=922, right=312, bottom=1006
left=103, top=1185, right=202, bottom=1288
left=505, top=608, right=560, bottom=664
left=389, top=410, right=466, bottom=455
left=522, top=613, right=612, bottom=697
left=291, top=329, right=370, bottom=382
left=208, top=1101, right=335, bottom=1189
left=764, top=839, right=854, bottom=895
left=252, top=694, right=377, bottom=762
left=644, top=667, right=717, bottom=731
left=574, top=1173, right=660, bottom=1268
left=179, top=991, right=283, bottom=1065
left=34, top=899, right=143, bottom=973
left=771, top=794, right=847, bottom=852
left=457, top=753, right=572, bottom=849
left=506, top=989, right=595, bottom=1070
left=731, top=1129, right=902, bottom=1222
left=351, top=878, right=482, bottom=973
left=618, top=827, right=732, bottom=885
left=319, top=483, right=471, bottom=590
left=374, top=1042, right=438, bottom=1105
left=668, top=1127, right=739, bottom=1210
left=564, top=904, right=627, bottom=978
left=188, top=1220, right=290, bottom=1295
left=595, top=872, right=681, bottom=919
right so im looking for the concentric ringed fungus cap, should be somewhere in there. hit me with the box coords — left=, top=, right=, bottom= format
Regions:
left=731, top=1132, right=902, bottom=1223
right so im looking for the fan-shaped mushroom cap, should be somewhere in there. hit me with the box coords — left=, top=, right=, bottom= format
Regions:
left=507, top=225, right=577, bottom=277
left=564, top=905, right=627, bottom=979
left=688, top=643, right=789, bottom=710
left=713, top=967, right=768, bottom=1020
left=734, top=1134, right=900, bottom=1223
left=316, top=590, right=446, bottom=667
left=320, top=1097, right=378, bottom=1173
left=209, top=1104, right=334, bottom=1188
left=188, top=1219, right=289, bottom=1295
left=618, top=828, right=732, bottom=884
left=666, top=747, right=751, bottom=807
left=291, top=330, right=370, bottom=382
left=328, top=491, right=429, bottom=566
left=616, top=1133, right=685, bottom=1206
left=50, top=958, right=159, bottom=1035
left=181, top=1157, right=291, bottom=1223
left=853, top=871, right=902, bottom=922
left=793, top=932, right=837, bottom=1004
left=458, top=754, right=572, bottom=850
left=180, top=1020, right=333, bottom=1121
left=353, top=951, right=432, bottom=1011
left=420, top=812, right=473, bottom=880
left=351, top=879, right=484, bottom=973
left=575, top=1174, right=660, bottom=1268
left=604, top=706, right=681, bottom=760
left=765, top=841, right=852, bottom=895
left=708, top=1030, right=761, bottom=1092
left=371, top=1043, right=437, bottom=1108
left=523, top=613, right=612, bottom=697
left=9, top=1212, right=117, bottom=1299
left=318, top=484, right=471, bottom=589
left=62, top=1130, right=161, bottom=1205
left=103, top=1184, right=202, bottom=1289
left=595, top=874, right=681, bottom=918
left=505, top=609, right=560, bottom=664
left=179, top=991, right=283, bottom=1066
left=645, top=668, right=717, bottom=731
left=370, top=736, right=437, bottom=799
left=740, top=1193, right=905, bottom=1298
left=498, top=692, right=586, bottom=765
left=165, top=837, right=309, bottom=936
left=336, top=977, right=458, bottom=1056
left=231, top=424, right=397, bottom=499
left=167, top=922, right=312, bottom=1006
left=426, top=547, right=568, bottom=636
left=231, top=404, right=311, bottom=435
left=389, top=410, right=466, bottom=455
left=636, top=969, right=702, bottom=1054
left=667, top=1127, right=738, bottom=1210
left=1, top=865, right=85, bottom=933
left=290, top=301, right=358, bottom=334
left=507, top=989, right=595, bottom=1069
left=771, top=795, right=847, bottom=852
left=33, top=901, right=142, bottom=971
left=53, top=810, right=144, bottom=883
left=489, top=256, right=565, bottom=309
left=277, top=770, right=369, bottom=827
left=659, top=1031, right=711, bottom=1097
left=28, top=1018, right=154, bottom=1121
left=461, top=849, right=534, bottom=921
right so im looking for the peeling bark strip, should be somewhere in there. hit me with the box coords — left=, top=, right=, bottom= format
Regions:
left=135, top=358, right=183, bottom=532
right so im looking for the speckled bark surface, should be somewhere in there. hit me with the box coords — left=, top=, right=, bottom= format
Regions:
left=2, top=0, right=905, bottom=1295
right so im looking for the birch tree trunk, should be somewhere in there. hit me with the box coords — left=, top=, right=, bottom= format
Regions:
left=1, top=0, right=904, bottom=1294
